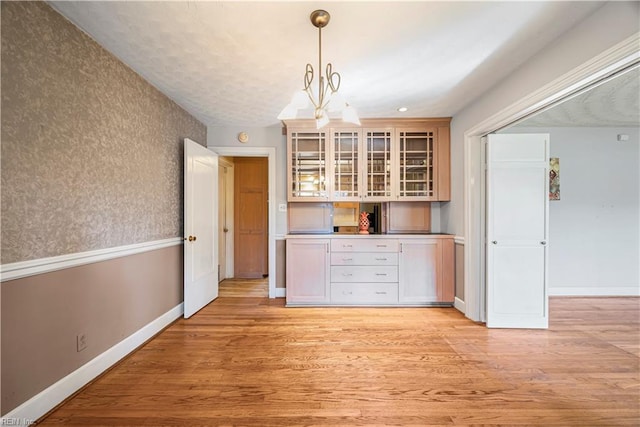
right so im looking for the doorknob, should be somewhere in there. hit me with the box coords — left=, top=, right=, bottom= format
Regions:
left=187, top=235, right=197, bottom=242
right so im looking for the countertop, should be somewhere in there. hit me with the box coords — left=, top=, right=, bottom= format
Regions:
left=286, top=233, right=453, bottom=239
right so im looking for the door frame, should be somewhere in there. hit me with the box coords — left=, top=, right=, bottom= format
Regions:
left=463, top=35, right=639, bottom=322
left=218, top=157, right=235, bottom=281
left=209, top=146, right=277, bottom=298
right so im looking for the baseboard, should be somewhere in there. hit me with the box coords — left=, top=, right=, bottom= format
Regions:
left=1, top=303, right=184, bottom=424
left=1, top=237, right=183, bottom=282
left=275, top=288, right=286, bottom=298
left=549, top=286, right=640, bottom=296
left=454, top=296, right=465, bottom=313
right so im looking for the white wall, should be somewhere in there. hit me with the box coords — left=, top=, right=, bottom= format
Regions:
left=505, top=127, right=640, bottom=295
left=442, top=1, right=640, bottom=237
left=207, top=125, right=288, bottom=236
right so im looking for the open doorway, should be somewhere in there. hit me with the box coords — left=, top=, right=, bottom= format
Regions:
left=496, top=65, right=639, bottom=298
left=463, top=50, right=639, bottom=323
left=209, top=146, right=277, bottom=298
left=217, top=156, right=269, bottom=297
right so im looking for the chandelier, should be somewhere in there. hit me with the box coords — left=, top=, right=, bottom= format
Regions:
left=278, top=10, right=360, bottom=129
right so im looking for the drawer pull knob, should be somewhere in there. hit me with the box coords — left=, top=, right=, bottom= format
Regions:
left=376, top=245, right=387, bottom=248
left=344, top=244, right=353, bottom=248
left=375, top=291, right=387, bottom=295
left=343, top=291, right=353, bottom=295
left=375, top=273, right=387, bottom=276
left=375, top=258, right=387, bottom=261
left=343, top=273, right=353, bottom=277
left=343, top=258, right=353, bottom=261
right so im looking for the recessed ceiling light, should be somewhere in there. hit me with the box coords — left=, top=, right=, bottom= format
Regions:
left=397, top=107, right=408, bottom=112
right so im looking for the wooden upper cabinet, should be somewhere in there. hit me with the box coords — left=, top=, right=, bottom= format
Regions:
left=328, top=128, right=362, bottom=201
left=363, top=129, right=394, bottom=201
left=396, top=128, right=436, bottom=201
left=287, top=128, right=329, bottom=201
left=285, top=118, right=451, bottom=202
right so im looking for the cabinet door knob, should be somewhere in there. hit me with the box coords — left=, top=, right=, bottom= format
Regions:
left=541, top=241, right=547, bottom=245
left=492, top=241, right=497, bottom=245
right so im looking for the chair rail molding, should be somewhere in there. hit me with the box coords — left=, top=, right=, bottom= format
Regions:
left=0, top=237, right=183, bottom=282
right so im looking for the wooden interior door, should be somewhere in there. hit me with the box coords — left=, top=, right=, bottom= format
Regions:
left=234, top=157, right=268, bottom=278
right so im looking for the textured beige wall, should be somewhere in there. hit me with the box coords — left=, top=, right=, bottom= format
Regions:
left=1, top=1, right=207, bottom=264
left=0, top=1, right=207, bottom=416
left=1, top=246, right=183, bottom=414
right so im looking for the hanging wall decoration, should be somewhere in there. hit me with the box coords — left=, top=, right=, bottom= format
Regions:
left=549, top=157, right=560, bottom=200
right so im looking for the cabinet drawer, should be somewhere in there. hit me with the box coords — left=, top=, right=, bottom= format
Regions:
left=331, top=266, right=398, bottom=282
left=331, top=283, right=398, bottom=304
left=331, top=252, right=398, bottom=266
left=331, top=239, right=399, bottom=252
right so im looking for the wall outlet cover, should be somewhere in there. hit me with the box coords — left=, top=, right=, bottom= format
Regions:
left=77, top=333, right=87, bottom=352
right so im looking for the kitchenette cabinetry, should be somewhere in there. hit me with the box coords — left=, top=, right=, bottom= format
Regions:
left=286, top=118, right=451, bottom=202
left=286, top=235, right=454, bottom=306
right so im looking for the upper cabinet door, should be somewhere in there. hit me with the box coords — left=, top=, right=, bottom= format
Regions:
left=363, top=129, right=395, bottom=201
left=329, top=128, right=362, bottom=201
left=288, top=129, right=329, bottom=201
left=284, top=119, right=451, bottom=202
left=396, top=128, right=436, bottom=201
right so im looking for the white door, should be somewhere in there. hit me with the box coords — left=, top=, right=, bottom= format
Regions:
left=184, top=138, right=218, bottom=318
left=486, top=133, right=549, bottom=328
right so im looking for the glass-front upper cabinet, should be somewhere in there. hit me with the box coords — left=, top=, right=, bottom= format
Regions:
left=329, top=129, right=362, bottom=201
left=288, top=130, right=328, bottom=201
left=363, top=129, right=394, bottom=201
left=396, top=128, right=435, bottom=200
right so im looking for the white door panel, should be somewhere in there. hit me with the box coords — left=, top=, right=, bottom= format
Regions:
left=489, top=134, right=547, bottom=162
left=184, top=138, right=218, bottom=318
left=487, top=133, right=549, bottom=329
left=491, top=167, right=547, bottom=241
left=490, top=246, right=545, bottom=315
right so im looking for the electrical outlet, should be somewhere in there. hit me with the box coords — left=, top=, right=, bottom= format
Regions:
left=278, top=203, right=287, bottom=212
left=77, top=333, right=87, bottom=352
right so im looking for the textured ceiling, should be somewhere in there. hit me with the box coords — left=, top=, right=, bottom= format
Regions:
left=49, top=1, right=610, bottom=128
left=514, top=66, right=640, bottom=128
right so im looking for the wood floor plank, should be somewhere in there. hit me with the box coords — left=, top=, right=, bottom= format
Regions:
left=37, top=291, right=639, bottom=426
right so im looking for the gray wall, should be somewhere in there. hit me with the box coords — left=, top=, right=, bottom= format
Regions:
left=505, top=127, right=640, bottom=294
left=1, top=247, right=183, bottom=414
left=207, top=125, right=288, bottom=235
left=1, top=2, right=206, bottom=415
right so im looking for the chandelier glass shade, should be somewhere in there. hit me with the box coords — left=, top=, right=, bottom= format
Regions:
left=278, top=10, right=360, bottom=129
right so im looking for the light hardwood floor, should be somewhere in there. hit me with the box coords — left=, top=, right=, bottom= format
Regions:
left=39, top=293, right=639, bottom=426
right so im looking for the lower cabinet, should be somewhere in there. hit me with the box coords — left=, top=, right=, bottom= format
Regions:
left=330, top=238, right=399, bottom=305
left=399, top=238, right=455, bottom=304
left=286, top=236, right=454, bottom=306
left=286, top=239, right=330, bottom=304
